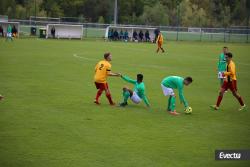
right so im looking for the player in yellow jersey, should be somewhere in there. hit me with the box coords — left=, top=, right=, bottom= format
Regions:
left=156, top=32, right=165, bottom=53
left=94, top=52, right=120, bottom=105
left=211, top=52, right=246, bottom=111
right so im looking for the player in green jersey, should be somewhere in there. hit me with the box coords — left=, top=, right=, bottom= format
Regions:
left=6, top=24, right=13, bottom=41
left=161, top=76, right=193, bottom=115
left=217, top=47, right=228, bottom=86
left=119, top=74, right=150, bottom=107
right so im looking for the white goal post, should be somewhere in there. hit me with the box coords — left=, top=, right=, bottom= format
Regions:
left=0, top=21, right=20, bottom=37
left=105, top=26, right=156, bottom=41
left=46, top=24, right=83, bottom=39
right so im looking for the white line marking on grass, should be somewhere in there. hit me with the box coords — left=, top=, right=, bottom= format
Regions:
left=73, top=54, right=99, bottom=61
left=73, top=54, right=168, bottom=69
left=73, top=53, right=250, bottom=71
left=108, top=45, right=151, bottom=52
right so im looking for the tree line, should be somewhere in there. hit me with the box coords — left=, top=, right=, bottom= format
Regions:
left=0, top=0, right=250, bottom=27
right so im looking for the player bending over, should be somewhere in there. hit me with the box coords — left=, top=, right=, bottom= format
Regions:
left=94, top=52, right=120, bottom=105
left=156, top=32, right=165, bottom=53
left=211, top=52, right=246, bottom=111
left=119, top=74, right=150, bottom=107
left=217, top=47, right=228, bottom=87
left=161, top=76, right=193, bottom=115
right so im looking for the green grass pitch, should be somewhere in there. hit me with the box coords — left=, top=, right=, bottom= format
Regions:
left=0, top=38, right=250, bottom=167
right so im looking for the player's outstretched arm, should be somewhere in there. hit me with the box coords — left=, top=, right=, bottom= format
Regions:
left=120, top=75, right=137, bottom=84
left=142, top=96, right=150, bottom=108
left=178, top=88, right=188, bottom=108
left=108, top=72, right=121, bottom=77
left=139, top=87, right=150, bottom=108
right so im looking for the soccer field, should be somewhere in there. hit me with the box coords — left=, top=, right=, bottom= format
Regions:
left=0, top=38, right=250, bottom=167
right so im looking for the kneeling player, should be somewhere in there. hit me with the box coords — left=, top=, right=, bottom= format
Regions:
left=119, top=74, right=150, bottom=107
left=161, top=76, right=193, bottom=115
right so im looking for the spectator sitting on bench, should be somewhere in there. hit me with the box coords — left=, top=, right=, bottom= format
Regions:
left=145, top=30, right=150, bottom=42
left=113, top=29, right=119, bottom=40
left=119, top=30, right=124, bottom=40
left=139, top=30, right=144, bottom=42
left=133, top=30, right=138, bottom=41
left=124, top=30, right=129, bottom=41
left=108, top=29, right=112, bottom=40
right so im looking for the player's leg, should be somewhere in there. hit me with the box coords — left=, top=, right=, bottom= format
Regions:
left=232, top=90, right=245, bottom=110
left=120, top=87, right=133, bottom=107
left=156, top=43, right=160, bottom=53
left=160, top=43, right=165, bottom=53
left=104, top=83, right=115, bottom=105
left=94, top=82, right=104, bottom=104
left=216, top=88, right=226, bottom=108
left=9, top=32, right=13, bottom=41
left=211, top=81, right=227, bottom=110
left=230, top=81, right=246, bottom=111
left=161, top=84, right=179, bottom=115
left=6, top=32, right=13, bottom=41
left=168, top=95, right=180, bottom=115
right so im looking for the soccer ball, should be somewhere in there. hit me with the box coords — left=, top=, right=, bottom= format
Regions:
left=185, top=107, right=192, bottom=114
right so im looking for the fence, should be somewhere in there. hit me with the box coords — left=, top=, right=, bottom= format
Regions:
left=7, top=19, right=250, bottom=43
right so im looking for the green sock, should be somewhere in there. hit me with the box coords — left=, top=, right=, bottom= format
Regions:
left=167, top=96, right=171, bottom=111
left=123, top=90, right=130, bottom=103
left=170, top=96, right=176, bottom=111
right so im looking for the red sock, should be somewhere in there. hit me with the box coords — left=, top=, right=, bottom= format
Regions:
left=237, top=96, right=244, bottom=106
left=106, top=93, right=114, bottom=104
left=95, top=89, right=103, bottom=101
left=216, top=95, right=223, bottom=107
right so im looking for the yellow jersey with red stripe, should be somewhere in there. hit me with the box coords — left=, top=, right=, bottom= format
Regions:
left=157, top=34, right=163, bottom=43
left=224, top=60, right=236, bottom=82
left=94, top=60, right=111, bottom=83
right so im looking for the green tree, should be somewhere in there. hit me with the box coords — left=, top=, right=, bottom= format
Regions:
left=139, top=2, right=169, bottom=26
left=41, top=0, right=63, bottom=17
left=98, top=16, right=105, bottom=24
left=179, top=0, right=208, bottom=27
left=15, top=4, right=26, bottom=18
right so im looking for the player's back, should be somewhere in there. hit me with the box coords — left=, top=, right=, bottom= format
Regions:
left=94, top=60, right=111, bottom=83
left=162, top=76, right=183, bottom=89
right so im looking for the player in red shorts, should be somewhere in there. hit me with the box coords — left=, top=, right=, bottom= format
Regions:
left=94, top=53, right=120, bottom=105
left=211, top=52, right=246, bottom=111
